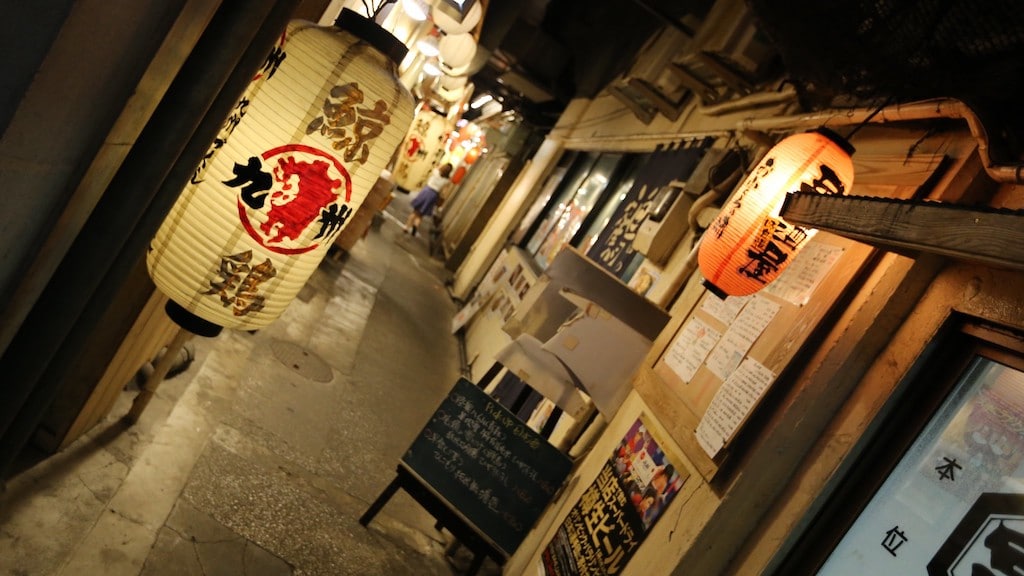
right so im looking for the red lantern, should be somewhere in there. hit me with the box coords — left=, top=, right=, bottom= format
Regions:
left=698, top=128, right=854, bottom=298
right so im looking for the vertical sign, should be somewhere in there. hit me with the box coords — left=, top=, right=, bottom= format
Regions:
left=587, top=144, right=707, bottom=279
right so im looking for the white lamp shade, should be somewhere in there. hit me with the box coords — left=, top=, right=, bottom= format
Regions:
left=401, top=0, right=430, bottom=21
left=416, top=33, right=440, bottom=57
left=438, top=32, right=476, bottom=70
left=436, top=74, right=467, bottom=101
left=422, top=59, right=442, bottom=76
left=148, top=14, right=413, bottom=330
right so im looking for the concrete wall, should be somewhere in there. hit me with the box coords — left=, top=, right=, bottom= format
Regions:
left=0, top=0, right=195, bottom=353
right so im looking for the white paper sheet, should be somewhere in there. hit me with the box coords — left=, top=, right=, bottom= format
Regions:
left=700, top=293, right=750, bottom=325
left=664, top=317, right=721, bottom=383
left=705, top=296, right=781, bottom=381
left=764, top=242, right=844, bottom=306
left=696, top=357, right=777, bottom=458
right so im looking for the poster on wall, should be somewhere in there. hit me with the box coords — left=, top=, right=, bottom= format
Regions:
left=451, top=250, right=509, bottom=333
left=540, top=418, right=689, bottom=575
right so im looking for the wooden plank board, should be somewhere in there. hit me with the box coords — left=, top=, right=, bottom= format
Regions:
left=780, top=193, right=1024, bottom=271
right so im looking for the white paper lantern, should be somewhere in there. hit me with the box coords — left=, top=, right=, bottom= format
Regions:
left=148, top=10, right=414, bottom=331
left=393, top=106, right=451, bottom=191
left=439, top=75, right=467, bottom=91
left=438, top=32, right=476, bottom=70
left=436, top=74, right=467, bottom=102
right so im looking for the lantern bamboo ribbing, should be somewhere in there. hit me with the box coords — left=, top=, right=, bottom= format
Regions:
left=698, top=129, right=854, bottom=298
left=148, top=10, right=413, bottom=331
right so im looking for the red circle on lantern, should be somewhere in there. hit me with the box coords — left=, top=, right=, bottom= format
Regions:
left=237, top=143, right=353, bottom=255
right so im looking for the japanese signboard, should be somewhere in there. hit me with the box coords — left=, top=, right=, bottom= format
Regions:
left=586, top=143, right=706, bottom=279
left=541, top=418, right=689, bottom=575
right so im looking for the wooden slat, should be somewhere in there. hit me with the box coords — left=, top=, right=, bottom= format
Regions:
left=59, top=290, right=176, bottom=449
left=780, top=192, right=1024, bottom=271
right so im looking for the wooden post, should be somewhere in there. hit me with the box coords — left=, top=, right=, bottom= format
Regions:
left=124, top=327, right=193, bottom=425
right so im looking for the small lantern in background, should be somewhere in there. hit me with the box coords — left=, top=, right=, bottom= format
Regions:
left=437, top=32, right=476, bottom=74
left=393, top=105, right=451, bottom=191
left=698, top=128, right=854, bottom=298
left=148, top=9, right=414, bottom=332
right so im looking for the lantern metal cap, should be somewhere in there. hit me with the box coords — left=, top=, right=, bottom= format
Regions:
left=702, top=279, right=731, bottom=300
left=166, top=300, right=223, bottom=337
left=811, top=126, right=856, bottom=156
left=335, top=8, right=409, bottom=65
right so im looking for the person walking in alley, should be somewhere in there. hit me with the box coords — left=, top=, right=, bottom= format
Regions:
left=404, top=162, right=452, bottom=236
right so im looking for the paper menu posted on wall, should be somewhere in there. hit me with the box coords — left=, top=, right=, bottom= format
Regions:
left=664, top=317, right=721, bottom=383
left=704, top=296, right=781, bottom=381
left=700, top=293, right=750, bottom=325
left=764, top=241, right=844, bottom=306
left=696, top=357, right=777, bottom=457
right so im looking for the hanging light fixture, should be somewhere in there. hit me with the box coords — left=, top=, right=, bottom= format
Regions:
left=698, top=128, right=855, bottom=298
left=400, top=0, right=430, bottom=21
left=147, top=9, right=414, bottom=333
left=421, top=58, right=442, bottom=76
left=469, top=93, right=492, bottom=109
left=415, top=27, right=441, bottom=57
left=438, top=32, right=476, bottom=72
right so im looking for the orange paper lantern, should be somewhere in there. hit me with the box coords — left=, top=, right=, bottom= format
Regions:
left=698, top=128, right=854, bottom=298
left=148, top=10, right=413, bottom=331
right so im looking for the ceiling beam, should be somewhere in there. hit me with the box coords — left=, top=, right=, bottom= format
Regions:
left=779, top=192, right=1024, bottom=271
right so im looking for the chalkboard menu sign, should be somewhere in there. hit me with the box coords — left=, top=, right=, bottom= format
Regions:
left=402, top=378, right=572, bottom=555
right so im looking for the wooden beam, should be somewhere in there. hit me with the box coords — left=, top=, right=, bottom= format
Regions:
left=851, top=153, right=946, bottom=187
left=780, top=192, right=1024, bottom=271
